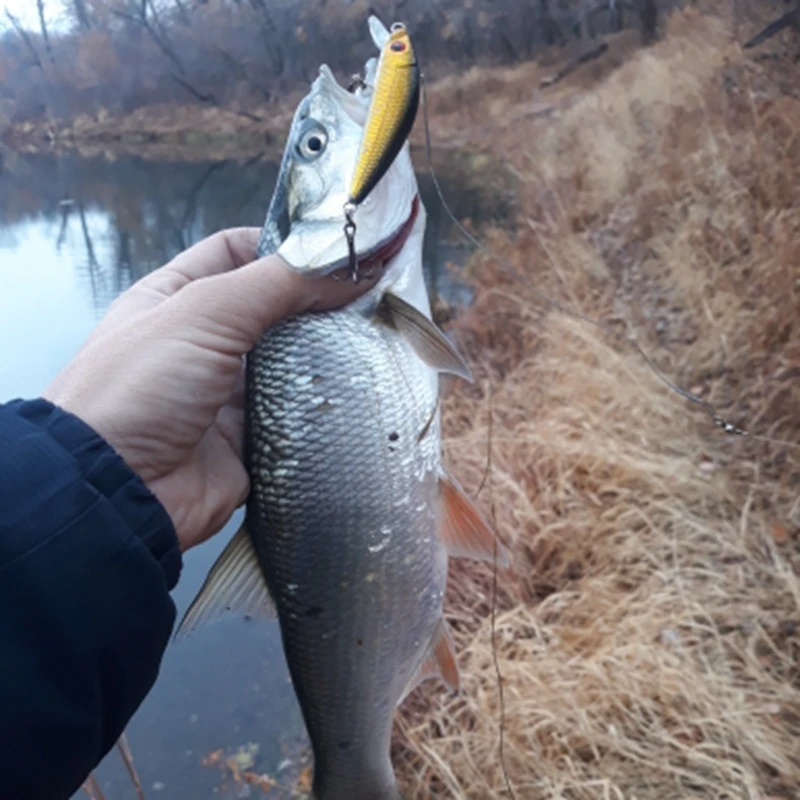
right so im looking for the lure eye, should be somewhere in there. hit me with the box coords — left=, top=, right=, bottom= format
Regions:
left=390, top=41, right=406, bottom=52
left=296, top=122, right=328, bottom=161
left=390, top=22, right=405, bottom=32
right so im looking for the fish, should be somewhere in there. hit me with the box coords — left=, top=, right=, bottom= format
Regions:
left=178, top=16, right=508, bottom=800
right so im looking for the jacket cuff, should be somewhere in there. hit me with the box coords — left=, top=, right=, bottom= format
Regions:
left=5, top=398, right=181, bottom=590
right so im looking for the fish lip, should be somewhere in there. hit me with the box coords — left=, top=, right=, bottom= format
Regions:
left=294, top=194, right=421, bottom=280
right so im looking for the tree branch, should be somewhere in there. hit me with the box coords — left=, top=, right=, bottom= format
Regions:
left=540, top=41, right=609, bottom=88
left=744, top=8, right=799, bottom=49
left=36, top=0, right=55, bottom=65
left=71, top=0, right=92, bottom=31
left=5, top=9, right=43, bottom=70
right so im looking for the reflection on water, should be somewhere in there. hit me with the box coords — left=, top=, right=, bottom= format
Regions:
left=0, top=151, right=510, bottom=798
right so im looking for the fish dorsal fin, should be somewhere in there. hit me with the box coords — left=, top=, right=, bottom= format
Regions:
left=377, top=291, right=473, bottom=382
left=398, top=618, right=460, bottom=707
left=174, top=522, right=275, bottom=641
left=439, top=474, right=510, bottom=568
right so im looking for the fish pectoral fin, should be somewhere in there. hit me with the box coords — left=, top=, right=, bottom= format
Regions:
left=398, top=618, right=460, bottom=707
left=376, top=291, right=473, bottom=382
left=439, top=473, right=511, bottom=568
left=173, top=521, right=275, bottom=641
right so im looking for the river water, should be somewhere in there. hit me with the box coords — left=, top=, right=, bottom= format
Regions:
left=0, top=150, right=509, bottom=799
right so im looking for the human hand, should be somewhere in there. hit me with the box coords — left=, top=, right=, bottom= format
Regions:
left=43, top=228, right=382, bottom=552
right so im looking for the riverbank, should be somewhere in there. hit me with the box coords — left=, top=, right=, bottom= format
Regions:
left=0, top=29, right=641, bottom=163
left=396, top=5, right=800, bottom=798
left=0, top=103, right=295, bottom=163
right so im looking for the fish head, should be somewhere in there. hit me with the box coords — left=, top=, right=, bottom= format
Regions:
left=257, top=17, right=421, bottom=283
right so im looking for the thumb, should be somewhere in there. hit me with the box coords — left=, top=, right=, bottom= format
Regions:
left=168, top=253, right=384, bottom=351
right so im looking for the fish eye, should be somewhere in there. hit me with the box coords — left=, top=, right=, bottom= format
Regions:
left=296, top=122, right=328, bottom=162
left=390, top=41, right=406, bottom=52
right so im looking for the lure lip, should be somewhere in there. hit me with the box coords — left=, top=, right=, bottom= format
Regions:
left=294, top=194, right=420, bottom=281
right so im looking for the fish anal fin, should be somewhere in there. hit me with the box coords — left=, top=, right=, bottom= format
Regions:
left=440, top=474, right=510, bottom=568
left=377, top=291, right=473, bottom=382
left=432, top=619, right=460, bottom=693
left=398, top=619, right=460, bottom=707
left=174, top=521, right=275, bottom=641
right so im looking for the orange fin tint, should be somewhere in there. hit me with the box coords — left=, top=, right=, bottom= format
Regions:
left=431, top=618, right=460, bottom=692
left=439, top=474, right=510, bottom=568
left=398, top=619, right=460, bottom=706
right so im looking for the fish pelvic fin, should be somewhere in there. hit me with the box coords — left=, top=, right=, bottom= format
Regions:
left=173, top=521, right=275, bottom=641
left=376, top=291, right=473, bottom=382
left=398, top=618, right=460, bottom=707
left=439, top=473, right=511, bottom=568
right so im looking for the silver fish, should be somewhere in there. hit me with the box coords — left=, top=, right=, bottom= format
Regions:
left=179, top=16, right=507, bottom=800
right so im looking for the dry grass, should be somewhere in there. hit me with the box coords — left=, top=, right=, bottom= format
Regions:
left=394, top=5, right=800, bottom=798
left=416, top=27, right=643, bottom=154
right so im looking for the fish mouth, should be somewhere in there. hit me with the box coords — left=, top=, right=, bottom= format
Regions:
left=322, top=194, right=420, bottom=280
left=278, top=194, right=419, bottom=280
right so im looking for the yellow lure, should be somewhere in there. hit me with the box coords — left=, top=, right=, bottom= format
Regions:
left=348, top=22, right=420, bottom=207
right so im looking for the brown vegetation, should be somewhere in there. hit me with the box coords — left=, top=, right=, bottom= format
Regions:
left=1, top=103, right=294, bottom=162
left=394, top=3, right=800, bottom=798
left=0, top=0, right=676, bottom=157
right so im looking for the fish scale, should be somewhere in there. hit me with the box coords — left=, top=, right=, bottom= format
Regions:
left=245, top=309, right=447, bottom=800
left=178, top=17, right=506, bottom=798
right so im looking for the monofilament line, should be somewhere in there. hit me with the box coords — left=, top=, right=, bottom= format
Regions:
left=487, top=382, right=517, bottom=799
left=418, top=76, right=799, bottom=453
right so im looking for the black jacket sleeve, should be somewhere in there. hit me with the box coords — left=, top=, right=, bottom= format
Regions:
left=0, top=399, right=182, bottom=800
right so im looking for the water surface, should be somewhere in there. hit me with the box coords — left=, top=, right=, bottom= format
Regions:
left=0, top=150, right=509, bottom=798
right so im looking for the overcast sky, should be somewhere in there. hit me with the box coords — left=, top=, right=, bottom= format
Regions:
left=2, top=0, right=66, bottom=31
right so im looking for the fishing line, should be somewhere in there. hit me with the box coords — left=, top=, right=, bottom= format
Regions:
left=418, top=76, right=800, bottom=453
left=481, top=378, right=518, bottom=799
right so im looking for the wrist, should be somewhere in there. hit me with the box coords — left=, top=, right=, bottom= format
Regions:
left=10, top=398, right=182, bottom=589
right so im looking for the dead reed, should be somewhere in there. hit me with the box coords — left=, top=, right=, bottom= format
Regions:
left=395, top=4, right=800, bottom=798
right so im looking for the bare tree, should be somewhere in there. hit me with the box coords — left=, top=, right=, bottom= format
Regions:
left=0, top=0, right=698, bottom=132
left=639, top=0, right=659, bottom=44
left=537, top=0, right=567, bottom=47
left=71, top=0, right=93, bottom=30
left=540, top=0, right=611, bottom=88
left=248, top=0, right=286, bottom=77
left=4, top=9, right=44, bottom=70
left=112, top=0, right=217, bottom=103
left=36, top=0, right=55, bottom=64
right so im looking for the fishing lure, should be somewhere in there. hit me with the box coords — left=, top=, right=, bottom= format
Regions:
left=344, top=21, right=420, bottom=281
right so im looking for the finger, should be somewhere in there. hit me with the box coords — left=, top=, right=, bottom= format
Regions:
left=137, top=227, right=262, bottom=297
left=99, top=228, right=262, bottom=327
left=226, top=363, right=246, bottom=413
left=169, top=253, right=386, bottom=352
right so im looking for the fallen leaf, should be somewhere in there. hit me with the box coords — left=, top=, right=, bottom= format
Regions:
left=296, top=766, right=312, bottom=792
left=772, top=520, right=790, bottom=545
left=229, top=742, right=260, bottom=772
left=243, top=771, right=277, bottom=791
left=202, top=748, right=224, bottom=768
